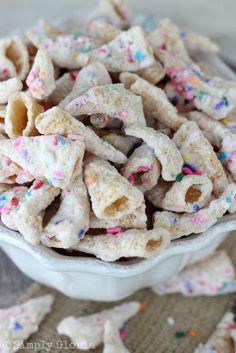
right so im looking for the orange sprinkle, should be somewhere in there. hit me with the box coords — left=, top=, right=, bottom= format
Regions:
left=188, top=329, right=198, bottom=338
left=139, top=303, right=146, bottom=313
left=188, top=75, right=200, bottom=85
left=86, top=175, right=97, bottom=185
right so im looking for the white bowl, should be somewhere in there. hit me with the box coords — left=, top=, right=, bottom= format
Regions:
left=1, top=54, right=236, bottom=301
left=1, top=215, right=236, bottom=301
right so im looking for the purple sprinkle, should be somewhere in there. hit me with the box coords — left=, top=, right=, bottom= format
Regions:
left=183, top=163, right=196, bottom=172
left=180, top=31, right=187, bottom=38
left=78, top=228, right=85, bottom=238
left=192, top=204, right=200, bottom=212
left=170, top=216, right=177, bottom=225
left=215, top=99, right=225, bottom=110
left=12, top=322, right=23, bottom=331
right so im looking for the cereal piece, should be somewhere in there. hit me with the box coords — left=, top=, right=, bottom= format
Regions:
left=183, top=32, right=219, bottom=55
left=0, top=135, right=85, bottom=188
left=74, top=228, right=170, bottom=261
left=103, top=134, right=141, bottom=155
left=125, top=125, right=183, bottom=181
left=5, top=92, right=44, bottom=138
left=173, top=121, right=228, bottom=194
left=0, top=295, right=54, bottom=353
left=90, top=114, right=122, bottom=130
left=122, top=144, right=161, bottom=192
left=161, top=50, right=236, bottom=119
left=0, top=78, right=23, bottom=104
left=155, top=174, right=213, bottom=213
left=27, top=31, right=99, bottom=69
left=35, top=107, right=127, bottom=163
left=65, top=83, right=146, bottom=127
left=103, top=321, right=130, bottom=353
left=85, top=20, right=121, bottom=43
left=153, top=183, right=236, bottom=239
left=120, top=74, right=187, bottom=130
left=48, top=72, right=76, bottom=105
left=26, top=49, right=56, bottom=100
left=0, top=36, right=29, bottom=80
left=41, top=175, right=90, bottom=249
left=84, top=156, right=144, bottom=219
left=59, top=62, right=112, bottom=108
left=0, top=154, right=34, bottom=184
left=86, top=0, right=130, bottom=29
left=57, top=302, right=140, bottom=350
left=78, top=26, right=155, bottom=72
left=39, top=18, right=63, bottom=37
left=136, top=61, right=165, bottom=84
left=147, top=19, right=190, bottom=61
left=190, top=111, right=236, bottom=182
left=90, top=203, right=147, bottom=230
left=194, top=309, right=236, bottom=353
left=153, top=250, right=236, bottom=296
left=1, top=181, right=60, bottom=245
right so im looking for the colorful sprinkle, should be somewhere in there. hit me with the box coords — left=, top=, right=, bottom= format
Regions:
left=10, top=197, right=19, bottom=207
left=137, top=166, right=150, bottom=173
left=182, top=167, right=193, bottom=175
left=175, top=331, right=186, bottom=338
left=128, top=175, right=135, bottom=184
left=170, top=216, right=178, bottom=225
left=78, top=228, right=85, bottom=239
left=188, top=329, right=198, bottom=338
left=133, top=50, right=145, bottom=62
left=32, top=180, right=45, bottom=190
left=11, top=322, right=23, bottom=331
left=139, top=303, right=146, bottom=313
left=106, top=227, right=122, bottom=234
left=176, top=173, right=185, bottom=182
left=192, top=204, right=200, bottom=212
left=220, top=118, right=228, bottom=126
left=217, top=151, right=229, bottom=161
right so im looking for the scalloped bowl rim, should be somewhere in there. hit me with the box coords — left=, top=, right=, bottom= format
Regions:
left=1, top=214, right=236, bottom=278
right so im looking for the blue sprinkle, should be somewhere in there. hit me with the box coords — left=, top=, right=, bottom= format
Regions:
left=226, top=196, right=232, bottom=204
left=12, top=322, right=23, bottom=331
left=0, top=195, right=6, bottom=206
left=170, top=216, right=177, bottom=225
left=180, top=31, right=187, bottom=38
left=170, top=96, right=178, bottom=106
left=58, top=137, right=66, bottom=146
left=26, top=190, right=32, bottom=198
left=192, top=204, right=200, bottom=212
left=78, top=228, right=85, bottom=239
left=133, top=51, right=145, bottom=62
left=217, top=152, right=229, bottom=161
left=55, top=220, right=63, bottom=225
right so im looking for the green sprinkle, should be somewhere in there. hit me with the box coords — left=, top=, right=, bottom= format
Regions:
left=196, top=90, right=206, bottom=101
left=223, top=96, right=229, bottom=106
left=176, top=173, right=185, bottom=182
left=175, top=331, right=186, bottom=338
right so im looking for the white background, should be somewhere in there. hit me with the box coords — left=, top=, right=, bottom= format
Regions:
left=0, top=0, right=235, bottom=66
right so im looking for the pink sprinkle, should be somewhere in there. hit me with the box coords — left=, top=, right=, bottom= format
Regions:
left=182, top=167, right=193, bottom=175
left=184, top=91, right=194, bottom=100
left=53, top=170, right=64, bottom=179
left=128, top=175, right=135, bottom=184
left=119, top=329, right=126, bottom=340
left=106, top=227, right=122, bottom=234
left=192, top=213, right=207, bottom=225
left=13, top=137, right=23, bottom=149
left=137, top=166, right=150, bottom=173
left=194, top=170, right=203, bottom=175
left=97, top=48, right=108, bottom=54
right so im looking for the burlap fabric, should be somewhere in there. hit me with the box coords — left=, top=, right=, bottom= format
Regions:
left=17, top=233, right=236, bottom=353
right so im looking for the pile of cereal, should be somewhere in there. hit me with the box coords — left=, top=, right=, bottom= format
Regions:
left=0, top=0, right=236, bottom=262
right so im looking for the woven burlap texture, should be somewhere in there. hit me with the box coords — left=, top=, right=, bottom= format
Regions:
left=17, top=233, right=236, bottom=353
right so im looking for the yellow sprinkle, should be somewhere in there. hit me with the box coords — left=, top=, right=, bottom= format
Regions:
left=182, top=152, right=190, bottom=161
left=219, top=118, right=228, bottom=126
